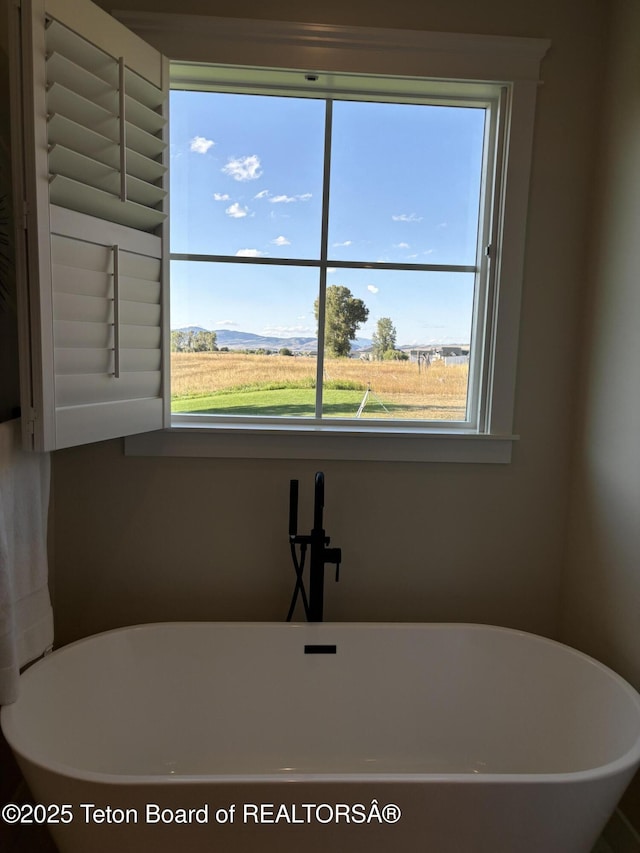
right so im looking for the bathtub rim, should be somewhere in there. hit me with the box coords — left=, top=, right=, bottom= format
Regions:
left=3, top=621, right=640, bottom=788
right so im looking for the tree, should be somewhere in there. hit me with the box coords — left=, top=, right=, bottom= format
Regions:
left=314, top=285, right=369, bottom=357
left=191, top=330, right=217, bottom=352
left=170, top=330, right=183, bottom=352
left=372, top=317, right=397, bottom=360
left=383, top=348, right=408, bottom=361
left=170, top=329, right=217, bottom=352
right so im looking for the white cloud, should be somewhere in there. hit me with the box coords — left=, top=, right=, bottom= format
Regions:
left=223, top=154, right=262, bottom=181
left=225, top=202, right=249, bottom=219
left=213, top=193, right=230, bottom=201
left=332, top=240, right=352, bottom=247
left=394, top=242, right=410, bottom=249
left=271, top=235, right=291, bottom=246
left=189, top=136, right=215, bottom=154
left=216, top=320, right=237, bottom=326
left=327, top=268, right=337, bottom=274
left=392, top=213, right=423, bottom=222
left=265, top=192, right=312, bottom=203
left=367, top=285, right=379, bottom=294
left=235, top=248, right=266, bottom=257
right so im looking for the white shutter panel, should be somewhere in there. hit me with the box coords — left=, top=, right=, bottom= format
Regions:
left=11, top=0, right=168, bottom=450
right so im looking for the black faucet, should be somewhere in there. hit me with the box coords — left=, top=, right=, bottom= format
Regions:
left=288, top=472, right=341, bottom=622
left=308, top=472, right=342, bottom=621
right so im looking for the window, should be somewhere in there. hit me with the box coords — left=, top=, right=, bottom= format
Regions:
left=169, top=80, right=491, bottom=430
left=10, top=0, right=549, bottom=460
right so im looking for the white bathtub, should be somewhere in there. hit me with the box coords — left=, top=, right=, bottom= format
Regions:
left=2, top=622, right=640, bottom=853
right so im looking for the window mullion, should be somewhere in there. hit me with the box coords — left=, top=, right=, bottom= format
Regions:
left=315, top=98, right=333, bottom=419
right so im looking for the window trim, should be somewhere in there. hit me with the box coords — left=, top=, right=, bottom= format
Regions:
left=118, top=12, right=549, bottom=462
left=125, top=421, right=516, bottom=464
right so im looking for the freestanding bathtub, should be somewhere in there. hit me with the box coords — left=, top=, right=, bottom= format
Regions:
left=2, top=622, right=640, bottom=853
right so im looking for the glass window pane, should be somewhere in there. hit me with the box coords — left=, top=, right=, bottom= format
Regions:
left=170, top=92, right=325, bottom=259
left=171, top=261, right=319, bottom=417
left=319, top=269, right=474, bottom=421
left=328, top=101, right=485, bottom=267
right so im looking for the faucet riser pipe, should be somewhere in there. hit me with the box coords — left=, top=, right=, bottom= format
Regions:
left=308, top=557, right=324, bottom=623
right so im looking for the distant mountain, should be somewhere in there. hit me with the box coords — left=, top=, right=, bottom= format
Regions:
left=174, top=325, right=208, bottom=334
left=173, top=327, right=373, bottom=353
left=214, top=329, right=317, bottom=351
left=173, top=327, right=470, bottom=353
left=352, top=338, right=373, bottom=350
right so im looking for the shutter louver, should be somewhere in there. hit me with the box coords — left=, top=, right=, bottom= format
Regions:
left=45, top=17, right=167, bottom=232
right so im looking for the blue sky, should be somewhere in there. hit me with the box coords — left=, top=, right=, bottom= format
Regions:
left=169, top=90, right=485, bottom=346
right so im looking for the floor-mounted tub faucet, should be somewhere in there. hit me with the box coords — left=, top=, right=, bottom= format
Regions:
left=287, top=472, right=341, bottom=622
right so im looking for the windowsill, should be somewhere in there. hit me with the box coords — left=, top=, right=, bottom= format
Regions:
left=124, top=422, right=518, bottom=462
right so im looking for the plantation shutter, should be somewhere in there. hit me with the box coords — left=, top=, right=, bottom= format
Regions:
left=11, top=0, right=168, bottom=451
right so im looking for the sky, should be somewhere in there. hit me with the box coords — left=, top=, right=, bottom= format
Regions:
left=169, top=90, right=485, bottom=346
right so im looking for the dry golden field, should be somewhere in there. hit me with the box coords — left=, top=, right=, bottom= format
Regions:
left=172, top=352, right=469, bottom=420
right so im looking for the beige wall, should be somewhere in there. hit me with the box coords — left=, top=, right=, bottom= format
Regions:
left=560, top=0, right=640, bottom=831
left=561, top=0, right=640, bottom=712
left=46, top=0, right=607, bottom=646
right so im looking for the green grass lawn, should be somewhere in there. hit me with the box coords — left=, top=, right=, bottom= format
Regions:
left=172, top=387, right=399, bottom=418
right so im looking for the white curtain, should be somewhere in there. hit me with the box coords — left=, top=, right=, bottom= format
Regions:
left=0, top=418, right=53, bottom=704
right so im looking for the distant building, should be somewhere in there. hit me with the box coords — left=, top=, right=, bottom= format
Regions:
left=409, top=346, right=470, bottom=369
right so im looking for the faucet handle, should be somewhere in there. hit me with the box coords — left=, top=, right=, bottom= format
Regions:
left=324, top=547, right=342, bottom=582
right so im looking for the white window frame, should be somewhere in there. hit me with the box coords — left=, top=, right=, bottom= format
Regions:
left=169, top=71, right=496, bottom=430
left=121, top=13, right=548, bottom=462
